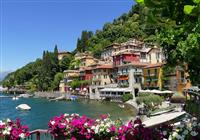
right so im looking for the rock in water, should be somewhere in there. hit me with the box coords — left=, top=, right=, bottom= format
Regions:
left=16, top=104, right=31, bottom=110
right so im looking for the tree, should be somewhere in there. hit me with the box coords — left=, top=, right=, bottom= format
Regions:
left=137, top=0, right=200, bottom=85
left=76, top=31, right=93, bottom=52
left=51, top=72, right=64, bottom=91
left=59, top=55, right=72, bottom=72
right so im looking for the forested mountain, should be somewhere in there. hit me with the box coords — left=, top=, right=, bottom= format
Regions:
left=2, top=0, right=200, bottom=91
left=76, top=4, right=159, bottom=57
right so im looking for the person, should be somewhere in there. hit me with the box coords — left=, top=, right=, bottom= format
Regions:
left=181, top=103, right=186, bottom=111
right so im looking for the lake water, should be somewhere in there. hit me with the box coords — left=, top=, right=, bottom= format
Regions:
left=0, top=92, right=136, bottom=130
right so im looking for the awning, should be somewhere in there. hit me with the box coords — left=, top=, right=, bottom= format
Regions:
left=118, top=77, right=129, bottom=80
left=100, top=88, right=132, bottom=92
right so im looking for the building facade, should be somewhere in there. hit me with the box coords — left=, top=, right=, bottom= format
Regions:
left=89, top=64, right=114, bottom=99
left=58, top=51, right=71, bottom=60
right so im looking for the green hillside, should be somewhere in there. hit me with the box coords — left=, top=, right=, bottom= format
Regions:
left=2, top=0, right=200, bottom=91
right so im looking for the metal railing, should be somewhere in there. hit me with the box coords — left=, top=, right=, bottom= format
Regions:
left=28, top=129, right=53, bottom=140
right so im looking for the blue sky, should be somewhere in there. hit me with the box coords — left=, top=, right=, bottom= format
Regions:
left=1, top=0, right=134, bottom=72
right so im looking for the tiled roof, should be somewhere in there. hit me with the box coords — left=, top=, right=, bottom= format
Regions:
left=96, top=65, right=113, bottom=69
left=58, top=51, right=71, bottom=55
left=104, top=43, right=120, bottom=49
left=144, top=63, right=163, bottom=68
left=63, top=70, right=80, bottom=73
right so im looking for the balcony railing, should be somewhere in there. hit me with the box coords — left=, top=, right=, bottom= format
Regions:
left=134, top=72, right=142, bottom=75
left=92, top=78, right=101, bottom=81
left=100, top=94, right=122, bottom=97
left=28, top=129, right=53, bottom=140
left=117, top=72, right=129, bottom=76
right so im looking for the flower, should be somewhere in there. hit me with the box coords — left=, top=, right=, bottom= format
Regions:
left=183, top=130, right=189, bottom=135
left=190, top=131, right=198, bottom=136
left=163, top=130, right=167, bottom=136
left=0, top=118, right=29, bottom=140
left=19, top=133, right=25, bottom=139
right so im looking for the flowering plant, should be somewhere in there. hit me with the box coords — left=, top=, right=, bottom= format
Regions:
left=48, top=113, right=166, bottom=140
left=0, top=118, right=30, bottom=140
left=48, top=113, right=117, bottom=140
left=169, top=117, right=200, bottom=140
left=117, top=118, right=163, bottom=140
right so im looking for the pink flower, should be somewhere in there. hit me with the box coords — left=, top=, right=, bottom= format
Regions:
left=110, top=125, right=116, bottom=132
left=71, top=137, right=76, bottom=140
left=11, top=128, right=19, bottom=139
left=100, top=114, right=107, bottom=120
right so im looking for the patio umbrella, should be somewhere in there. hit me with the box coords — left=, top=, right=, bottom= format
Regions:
left=162, top=90, right=173, bottom=94
left=151, top=89, right=163, bottom=94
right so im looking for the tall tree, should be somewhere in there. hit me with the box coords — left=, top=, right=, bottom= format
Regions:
left=76, top=30, right=93, bottom=52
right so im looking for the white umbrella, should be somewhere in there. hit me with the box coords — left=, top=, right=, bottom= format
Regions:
left=139, top=90, right=146, bottom=93
left=144, top=89, right=151, bottom=93
left=151, top=89, right=163, bottom=94
left=163, top=90, right=173, bottom=94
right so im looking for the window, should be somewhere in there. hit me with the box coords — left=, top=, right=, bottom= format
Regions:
left=148, top=69, right=150, bottom=75
left=149, top=55, right=151, bottom=62
left=156, top=52, right=160, bottom=59
left=155, top=69, right=157, bottom=75
left=104, top=75, right=107, bottom=79
left=104, top=82, right=107, bottom=85
left=154, top=81, right=157, bottom=86
left=141, top=52, right=146, bottom=59
left=135, top=78, right=138, bottom=83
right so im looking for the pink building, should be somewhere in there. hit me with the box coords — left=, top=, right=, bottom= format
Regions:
left=113, top=52, right=140, bottom=67
left=80, top=67, right=93, bottom=81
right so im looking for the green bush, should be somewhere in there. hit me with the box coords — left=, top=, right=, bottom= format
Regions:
left=122, top=93, right=133, bottom=102
left=136, top=94, right=164, bottom=109
left=186, top=100, right=200, bottom=120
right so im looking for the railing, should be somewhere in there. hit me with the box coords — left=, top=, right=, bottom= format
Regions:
left=28, top=129, right=53, bottom=140
left=100, top=94, right=122, bottom=97
left=134, top=72, right=143, bottom=75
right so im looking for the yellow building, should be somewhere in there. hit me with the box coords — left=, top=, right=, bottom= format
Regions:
left=59, top=80, right=66, bottom=93
left=59, top=70, right=80, bottom=93
left=143, top=64, right=191, bottom=93
left=143, top=63, right=163, bottom=90
left=63, top=70, right=80, bottom=79
left=74, top=52, right=98, bottom=68
left=91, top=64, right=113, bottom=86
left=58, top=51, right=71, bottom=60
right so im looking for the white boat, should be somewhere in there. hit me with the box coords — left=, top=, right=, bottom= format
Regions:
left=16, top=104, right=31, bottom=110
left=12, top=96, right=19, bottom=100
left=118, top=104, right=125, bottom=108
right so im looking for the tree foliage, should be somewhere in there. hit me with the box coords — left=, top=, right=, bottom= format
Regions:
left=2, top=46, right=64, bottom=91
left=139, top=0, right=200, bottom=85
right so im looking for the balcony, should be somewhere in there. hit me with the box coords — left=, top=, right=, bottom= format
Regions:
left=92, top=78, right=101, bottom=81
left=118, top=72, right=129, bottom=76
left=134, top=72, right=142, bottom=75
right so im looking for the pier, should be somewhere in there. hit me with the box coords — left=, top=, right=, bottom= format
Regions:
left=0, top=95, right=15, bottom=98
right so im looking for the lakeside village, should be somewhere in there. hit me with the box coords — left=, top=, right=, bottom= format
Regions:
left=1, top=38, right=200, bottom=140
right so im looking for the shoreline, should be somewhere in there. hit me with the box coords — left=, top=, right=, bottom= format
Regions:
left=1, top=91, right=138, bottom=122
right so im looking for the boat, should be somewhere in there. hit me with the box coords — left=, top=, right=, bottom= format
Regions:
left=16, top=104, right=31, bottom=110
left=70, top=95, right=78, bottom=101
left=118, top=104, right=125, bottom=108
left=12, top=96, right=19, bottom=100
